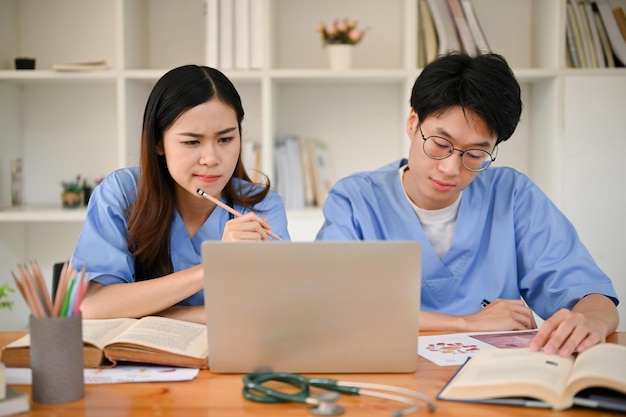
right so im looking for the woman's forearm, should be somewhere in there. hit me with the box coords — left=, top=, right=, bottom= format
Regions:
left=80, top=265, right=204, bottom=319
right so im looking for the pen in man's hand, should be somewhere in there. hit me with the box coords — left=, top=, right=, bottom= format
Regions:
left=481, top=299, right=490, bottom=309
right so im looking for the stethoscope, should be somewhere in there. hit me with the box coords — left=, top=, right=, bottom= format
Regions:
left=242, top=372, right=436, bottom=416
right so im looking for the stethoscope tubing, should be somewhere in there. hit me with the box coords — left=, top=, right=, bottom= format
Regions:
left=336, top=381, right=435, bottom=414
left=242, top=373, right=436, bottom=415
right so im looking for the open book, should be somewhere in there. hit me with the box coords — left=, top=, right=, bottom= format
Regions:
left=0, top=316, right=208, bottom=369
left=437, top=344, right=626, bottom=412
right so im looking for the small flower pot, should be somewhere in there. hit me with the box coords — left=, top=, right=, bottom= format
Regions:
left=326, top=44, right=353, bottom=70
left=62, top=191, right=82, bottom=208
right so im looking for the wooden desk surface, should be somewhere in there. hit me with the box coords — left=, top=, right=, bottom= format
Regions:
left=2, top=331, right=625, bottom=417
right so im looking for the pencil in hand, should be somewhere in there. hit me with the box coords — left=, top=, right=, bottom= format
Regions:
left=196, top=188, right=282, bottom=240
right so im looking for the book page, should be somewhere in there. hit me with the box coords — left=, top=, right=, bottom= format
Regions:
left=82, top=318, right=139, bottom=350
left=108, top=316, right=207, bottom=358
left=439, top=348, right=574, bottom=409
left=566, top=343, right=626, bottom=395
left=3, top=334, right=30, bottom=348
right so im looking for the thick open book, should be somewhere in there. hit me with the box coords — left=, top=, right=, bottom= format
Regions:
left=0, top=316, right=208, bottom=369
left=437, top=344, right=626, bottom=412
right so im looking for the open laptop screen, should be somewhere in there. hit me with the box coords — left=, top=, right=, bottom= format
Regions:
left=202, top=241, right=421, bottom=373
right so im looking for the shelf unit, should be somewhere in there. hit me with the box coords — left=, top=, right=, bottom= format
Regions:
left=1, top=0, right=625, bottom=330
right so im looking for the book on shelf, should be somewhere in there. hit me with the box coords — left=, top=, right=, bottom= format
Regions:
left=205, top=0, right=260, bottom=70
left=425, top=0, right=490, bottom=57
left=567, top=0, right=587, bottom=67
left=0, top=387, right=29, bottom=417
left=418, top=0, right=438, bottom=67
left=308, top=138, right=334, bottom=207
left=446, top=0, right=477, bottom=55
left=275, top=136, right=306, bottom=209
left=614, top=6, right=626, bottom=40
left=249, top=0, right=263, bottom=69
left=52, top=60, right=109, bottom=72
left=573, top=0, right=598, bottom=67
left=437, top=344, right=626, bottom=413
left=460, top=0, right=490, bottom=54
left=274, top=140, right=289, bottom=208
left=234, top=0, right=250, bottom=69
left=427, top=0, right=461, bottom=55
left=274, top=136, right=334, bottom=209
left=592, top=1, right=616, bottom=67
left=583, top=0, right=607, bottom=67
left=596, top=0, right=626, bottom=66
left=565, top=9, right=581, bottom=67
left=205, top=0, right=220, bottom=67
left=299, top=138, right=316, bottom=207
left=0, top=316, right=208, bottom=369
left=218, top=0, right=235, bottom=69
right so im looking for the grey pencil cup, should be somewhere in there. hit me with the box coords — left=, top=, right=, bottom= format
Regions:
left=29, top=313, right=84, bottom=403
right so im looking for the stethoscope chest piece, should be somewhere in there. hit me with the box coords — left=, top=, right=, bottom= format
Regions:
left=310, top=391, right=344, bottom=416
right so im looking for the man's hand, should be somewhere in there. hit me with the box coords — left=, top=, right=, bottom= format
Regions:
left=529, top=294, right=618, bottom=357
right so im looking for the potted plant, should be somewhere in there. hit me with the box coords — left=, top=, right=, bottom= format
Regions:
left=0, top=282, right=14, bottom=399
left=0, top=283, right=14, bottom=311
left=316, top=18, right=366, bottom=70
left=61, top=175, right=83, bottom=208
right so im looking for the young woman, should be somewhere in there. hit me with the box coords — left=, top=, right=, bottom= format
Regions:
left=72, top=65, right=290, bottom=323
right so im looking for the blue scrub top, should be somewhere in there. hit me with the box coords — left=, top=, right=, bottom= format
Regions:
left=316, top=160, right=619, bottom=319
left=71, top=167, right=290, bottom=306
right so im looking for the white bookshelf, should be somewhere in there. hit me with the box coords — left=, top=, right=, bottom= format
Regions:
left=1, top=0, right=625, bottom=330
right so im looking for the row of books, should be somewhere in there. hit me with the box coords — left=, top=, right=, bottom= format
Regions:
left=275, top=136, right=334, bottom=210
left=241, top=137, right=335, bottom=210
left=566, top=0, right=626, bottom=68
left=205, top=0, right=262, bottom=70
left=418, top=0, right=491, bottom=67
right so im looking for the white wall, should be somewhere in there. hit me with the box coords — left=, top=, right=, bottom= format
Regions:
left=561, top=76, right=626, bottom=331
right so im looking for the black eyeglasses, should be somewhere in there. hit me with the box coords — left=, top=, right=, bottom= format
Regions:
left=419, top=126, right=496, bottom=172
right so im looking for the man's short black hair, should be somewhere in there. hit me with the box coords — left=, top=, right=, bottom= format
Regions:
left=410, top=52, right=522, bottom=144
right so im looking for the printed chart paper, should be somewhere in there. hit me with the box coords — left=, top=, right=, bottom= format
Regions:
left=418, top=330, right=538, bottom=366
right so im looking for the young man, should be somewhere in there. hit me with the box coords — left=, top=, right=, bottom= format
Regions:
left=316, top=52, right=619, bottom=357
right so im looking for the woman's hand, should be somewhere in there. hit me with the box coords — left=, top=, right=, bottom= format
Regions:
left=222, top=212, right=273, bottom=241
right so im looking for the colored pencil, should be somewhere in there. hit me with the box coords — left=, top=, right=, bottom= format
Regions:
left=59, top=277, right=76, bottom=317
left=16, top=265, right=45, bottom=318
left=11, top=260, right=87, bottom=318
left=31, top=262, right=54, bottom=316
left=52, top=262, right=73, bottom=317
left=73, top=266, right=88, bottom=316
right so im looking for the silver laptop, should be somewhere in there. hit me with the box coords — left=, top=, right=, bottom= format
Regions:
left=202, top=241, right=421, bottom=373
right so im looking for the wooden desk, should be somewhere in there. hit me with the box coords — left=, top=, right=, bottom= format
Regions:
left=2, top=331, right=624, bottom=417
